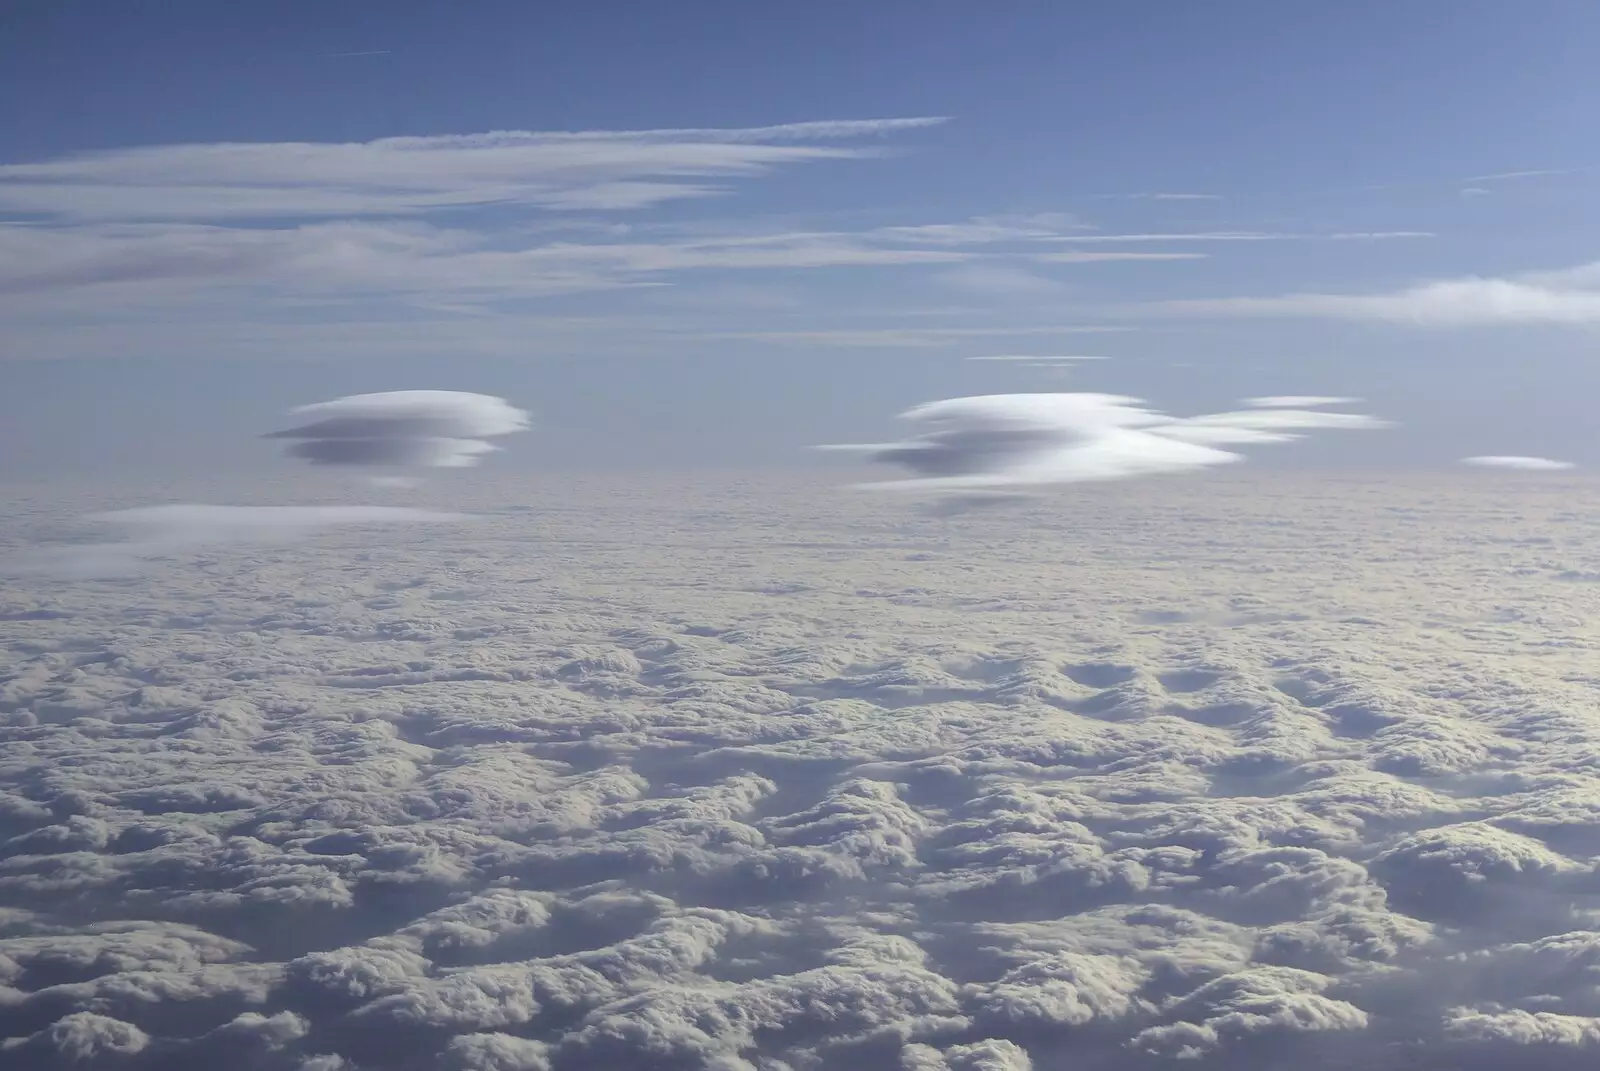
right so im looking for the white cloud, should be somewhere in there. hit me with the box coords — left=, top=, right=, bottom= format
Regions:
left=966, top=355, right=1111, bottom=362
left=936, top=263, right=1065, bottom=298
left=1462, top=455, right=1577, bottom=471
left=1243, top=396, right=1363, bottom=408
left=1031, top=251, right=1207, bottom=263
left=6, top=504, right=471, bottom=578
left=0, top=119, right=949, bottom=221
left=1156, top=407, right=1392, bottom=447
left=4, top=471, right=1600, bottom=1067
left=710, top=325, right=1133, bottom=348
left=266, top=390, right=531, bottom=476
left=821, top=391, right=1390, bottom=498
left=1041, top=230, right=1432, bottom=244
left=0, top=221, right=980, bottom=304
left=1168, top=263, right=1600, bottom=326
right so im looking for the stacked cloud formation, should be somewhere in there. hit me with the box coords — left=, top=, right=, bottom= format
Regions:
left=265, top=390, right=530, bottom=473
left=825, top=392, right=1388, bottom=496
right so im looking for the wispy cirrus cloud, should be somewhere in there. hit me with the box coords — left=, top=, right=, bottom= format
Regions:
left=1092, top=192, right=1222, bottom=201
left=1032, top=250, right=1208, bottom=263
left=0, top=119, right=951, bottom=221
left=935, top=263, right=1066, bottom=298
left=1165, top=262, right=1600, bottom=326
left=1041, top=230, right=1433, bottom=243
left=707, top=325, right=1133, bottom=348
left=0, top=221, right=981, bottom=303
left=966, top=354, right=1111, bottom=361
left=0, top=118, right=1445, bottom=360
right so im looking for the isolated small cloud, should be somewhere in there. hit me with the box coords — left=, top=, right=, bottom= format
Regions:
left=267, top=390, right=530, bottom=476
left=824, top=391, right=1389, bottom=498
left=1462, top=455, right=1576, bottom=471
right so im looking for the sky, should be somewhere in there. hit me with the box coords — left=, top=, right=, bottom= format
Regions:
left=3, top=0, right=1600, bottom=476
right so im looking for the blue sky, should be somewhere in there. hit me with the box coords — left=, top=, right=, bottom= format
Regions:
left=3, top=0, right=1599, bottom=475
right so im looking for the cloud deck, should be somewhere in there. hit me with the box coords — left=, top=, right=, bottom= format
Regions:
left=2, top=471, right=1599, bottom=1069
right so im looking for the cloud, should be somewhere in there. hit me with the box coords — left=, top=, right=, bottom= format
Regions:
left=1155, top=406, right=1392, bottom=447
left=0, top=119, right=949, bottom=221
left=966, top=355, right=1110, bottom=362
left=1031, top=251, right=1207, bottom=263
left=266, top=390, right=531, bottom=475
left=5, top=504, right=470, bottom=578
left=0, top=120, right=995, bottom=320
left=710, top=326, right=1132, bottom=348
left=1041, top=230, right=1432, bottom=243
left=0, top=221, right=979, bottom=304
left=936, top=264, right=1065, bottom=298
left=5, top=471, right=1600, bottom=1068
left=824, top=391, right=1389, bottom=497
left=1091, top=192, right=1221, bottom=202
left=1244, top=396, right=1363, bottom=409
left=1462, top=456, right=1577, bottom=471
left=1168, top=263, right=1600, bottom=326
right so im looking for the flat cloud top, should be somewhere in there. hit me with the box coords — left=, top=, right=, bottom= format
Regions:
left=1462, top=455, right=1576, bottom=471
left=269, top=390, right=532, bottom=442
left=2, top=471, right=1599, bottom=1069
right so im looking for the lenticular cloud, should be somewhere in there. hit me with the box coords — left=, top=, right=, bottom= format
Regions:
left=826, top=392, right=1389, bottom=497
left=1462, top=455, right=1576, bottom=471
left=266, top=390, right=530, bottom=475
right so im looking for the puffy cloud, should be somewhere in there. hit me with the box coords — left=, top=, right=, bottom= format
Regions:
left=1444, top=1007, right=1600, bottom=1047
left=1131, top=966, right=1368, bottom=1057
left=1, top=1012, right=150, bottom=1067
left=266, top=390, right=530, bottom=476
left=443, top=1032, right=552, bottom=1071
left=1463, top=455, right=1577, bottom=471
left=2, top=471, right=1598, bottom=1069
left=824, top=392, right=1388, bottom=498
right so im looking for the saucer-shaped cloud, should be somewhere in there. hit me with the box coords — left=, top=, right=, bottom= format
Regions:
left=825, top=392, right=1388, bottom=496
left=821, top=393, right=1241, bottom=493
left=266, top=390, right=530, bottom=471
left=1462, top=455, right=1576, bottom=471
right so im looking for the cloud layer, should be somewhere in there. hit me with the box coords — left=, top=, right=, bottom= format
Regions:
left=4, top=504, right=470, bottom=578
left=2, top=472, right=1599, bottom=1069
